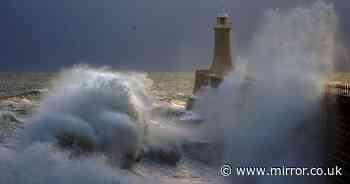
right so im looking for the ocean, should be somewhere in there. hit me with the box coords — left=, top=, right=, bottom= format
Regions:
left=0, top=70, right=224, bottom=184
left=0, top=72, right=194, bottom=99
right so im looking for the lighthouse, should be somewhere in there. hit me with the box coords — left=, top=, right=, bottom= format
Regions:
left=210, top=12, right=233, bottom=78
left=192, top=11, right=234, bottom=93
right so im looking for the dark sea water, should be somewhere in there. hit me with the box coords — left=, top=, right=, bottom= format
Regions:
left=0, top=72, right=194, bottom=99
left=0, top=72, right=55, bottom=98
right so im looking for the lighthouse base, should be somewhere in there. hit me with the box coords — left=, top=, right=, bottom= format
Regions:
left=193, top=70, right=223, bottom=94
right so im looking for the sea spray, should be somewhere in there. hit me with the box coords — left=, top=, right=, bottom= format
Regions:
left=19, top=67, right=155, bottom=166
left=0, top=67, right=156, bottom=183
left=0, top=66, right=195, bottom=184
left=195, top=1, right=338, bottom=183
left=0, top=143, right=145, bottom=184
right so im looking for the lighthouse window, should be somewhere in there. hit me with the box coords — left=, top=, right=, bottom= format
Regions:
left=219, top=17, right=226, bottom=24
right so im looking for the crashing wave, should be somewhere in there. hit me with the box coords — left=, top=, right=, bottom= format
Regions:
left=11, top=67, right=155, bottom=168
left=0, top=66, right=194, bottom=184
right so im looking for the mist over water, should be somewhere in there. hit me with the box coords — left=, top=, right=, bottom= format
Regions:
left=196, top=1, right=338, bottom=183
left=0, top=143, right=145, bottom=184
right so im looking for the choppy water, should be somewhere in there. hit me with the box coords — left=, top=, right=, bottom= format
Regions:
left=0, top=70, right=223, bottom=184
left=0, top=72, right=194, bottom=99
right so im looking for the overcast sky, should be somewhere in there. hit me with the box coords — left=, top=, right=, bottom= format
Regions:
left=0, top=0, right=349, bottom=72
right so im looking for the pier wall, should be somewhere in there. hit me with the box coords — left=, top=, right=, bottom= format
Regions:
left=326, top=83, right=350, bottom=183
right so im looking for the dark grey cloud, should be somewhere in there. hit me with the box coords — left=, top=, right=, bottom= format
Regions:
left=0, top=0, right=349, bottom=72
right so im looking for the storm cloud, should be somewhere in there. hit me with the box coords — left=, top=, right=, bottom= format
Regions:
left=0, top=0, right=349, bottom=72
